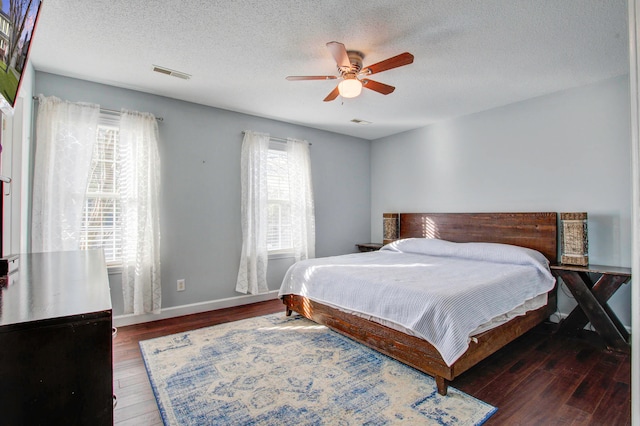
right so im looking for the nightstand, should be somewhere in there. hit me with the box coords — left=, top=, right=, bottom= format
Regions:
left=550, top=264, right=631, bottom=352
left=356, top=243, right=383, bottom=252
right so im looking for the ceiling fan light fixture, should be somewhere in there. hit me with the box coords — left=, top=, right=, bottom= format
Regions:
left=286, top=41, right=413, bottom=102
left=338, top=78, right=362, bottom=98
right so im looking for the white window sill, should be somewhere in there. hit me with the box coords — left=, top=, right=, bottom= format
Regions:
left=268, top=251, right=295, bottom=260
left=107, top=264, right=123, bottom=275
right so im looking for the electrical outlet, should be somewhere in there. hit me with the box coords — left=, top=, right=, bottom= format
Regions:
left=177, top=279, right=186, bottom=292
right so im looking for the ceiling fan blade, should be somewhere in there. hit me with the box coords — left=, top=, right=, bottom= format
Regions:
left=326, top=41, right=351, bottom=69
left=361, top=52, right=414, bottom=76
left=286, top=75, right=337, bottom=81
left=361, top=79, right=395, bottom=95
left=323, top=85, right=340, bottom=102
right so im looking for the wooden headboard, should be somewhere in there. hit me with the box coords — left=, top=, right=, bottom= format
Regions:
left=383, top=212, right=558, bottom=264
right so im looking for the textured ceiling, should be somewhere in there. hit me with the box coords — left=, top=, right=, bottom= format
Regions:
left=29, top=0, right=629, bottom=140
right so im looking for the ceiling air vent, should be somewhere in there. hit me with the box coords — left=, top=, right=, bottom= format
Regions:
left=152, top=65, right=191, bottom=80
left=351, top=118, right=372, bottom=125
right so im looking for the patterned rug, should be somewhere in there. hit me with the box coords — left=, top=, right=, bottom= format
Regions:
left=140, top=313, right=497, bottom=425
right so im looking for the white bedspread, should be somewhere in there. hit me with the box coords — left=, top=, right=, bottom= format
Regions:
left=278, top=238, right=556, bottom=366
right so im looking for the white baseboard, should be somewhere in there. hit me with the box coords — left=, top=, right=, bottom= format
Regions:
left=113, top=290, right=281, bottom=327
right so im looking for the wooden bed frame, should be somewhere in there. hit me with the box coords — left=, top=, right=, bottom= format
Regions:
left=282, top=212, right=558, bottom=395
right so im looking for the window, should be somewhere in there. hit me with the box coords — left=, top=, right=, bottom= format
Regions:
left=79, top=120, right=122, bottom=265
left=34, top=96, right=162, bottom=314
left=236, top=131, right=314, bottom=294
left=266, top=143, right=292, bottom=252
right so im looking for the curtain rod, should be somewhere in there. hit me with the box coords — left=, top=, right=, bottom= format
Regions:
left=241, top=131, right=311, bottom=145
left=32, top=96, right=163, bottom=122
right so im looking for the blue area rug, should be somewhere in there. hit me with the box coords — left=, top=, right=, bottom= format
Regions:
left=140, top=313, right=497, bottom=425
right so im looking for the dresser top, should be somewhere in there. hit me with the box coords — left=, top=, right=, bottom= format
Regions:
left=0, top=250, right=111, bottom=329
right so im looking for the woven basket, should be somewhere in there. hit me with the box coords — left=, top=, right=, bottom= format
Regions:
left=383, top=213, right=399, bottom=245
left=560, top=212, right=588, bottom=266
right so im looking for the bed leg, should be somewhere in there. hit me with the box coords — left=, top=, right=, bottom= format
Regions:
left=435, top=376, right=448, bottom=396
left=285, top=307, right=292, bottom=316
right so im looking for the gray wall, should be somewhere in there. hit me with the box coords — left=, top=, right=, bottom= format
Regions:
left=35, top=72, right=371, bottom=316
left=33, top=71, right=633, bottom=327
left=371, top=75, right=632, bottom=327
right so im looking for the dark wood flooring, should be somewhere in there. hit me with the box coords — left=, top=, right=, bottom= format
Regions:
left=113, top=299, right=631, bottom=425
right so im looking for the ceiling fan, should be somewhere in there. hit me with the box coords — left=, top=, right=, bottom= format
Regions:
left=286, top=41, right=414, bottom=102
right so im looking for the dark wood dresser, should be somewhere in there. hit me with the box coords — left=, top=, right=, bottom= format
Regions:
left=0, top=250, right=113, bottom=425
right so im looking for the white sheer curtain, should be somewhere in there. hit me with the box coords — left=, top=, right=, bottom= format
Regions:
left=119, top=110, right=162, bottom=315
left=32, top=95, right=100, bottom=252
left=287, top=138, right=315, bottom=261
left=236, top=131, right=270, bottom=294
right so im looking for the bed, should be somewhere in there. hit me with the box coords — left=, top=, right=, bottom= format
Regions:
left=279, top=212, right=558, bottom=395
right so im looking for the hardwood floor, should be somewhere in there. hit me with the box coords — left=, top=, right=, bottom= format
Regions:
left=113, top=299, right=631, bottom=425
left=453, top=326, right=631, bottom=425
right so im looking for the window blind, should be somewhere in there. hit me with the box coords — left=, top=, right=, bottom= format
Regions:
left=266, top=146, right=292, bottom=251
left=79, top=124, right=123, bottom=264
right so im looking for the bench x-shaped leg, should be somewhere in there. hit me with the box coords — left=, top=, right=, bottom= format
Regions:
left=554, top=270, right=630, bottom=352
